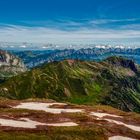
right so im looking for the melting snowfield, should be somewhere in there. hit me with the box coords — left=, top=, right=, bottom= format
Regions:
left=90, top=111, right=140, bottom=132
left=3, top=101, right=138, bottom=139
left=109, top=136, right=137, bottom=140
left=90, top=112, right=122, bottom=118
left=0, top=118, right=46, bottom=128
left=0, top=118, right=78, bottom=128
left=105, top=119, right=140, bottom=132
left=13, top=103, right=140, bottom=131
left=14, top=102, right=83, bottom=114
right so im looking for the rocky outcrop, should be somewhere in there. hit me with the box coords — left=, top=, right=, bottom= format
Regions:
left=0, top=50, right=26, bottom=81
left=106, top=56, right=138, bottom=72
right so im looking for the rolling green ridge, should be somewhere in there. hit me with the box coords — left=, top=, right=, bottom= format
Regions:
left=0, top=56, right=140, bottom=112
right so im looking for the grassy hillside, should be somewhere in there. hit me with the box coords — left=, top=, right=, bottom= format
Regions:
left=0, top=56, right=140, bottom=112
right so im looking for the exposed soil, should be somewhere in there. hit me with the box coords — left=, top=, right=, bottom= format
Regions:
left=0, top=99, right=139, bottom=140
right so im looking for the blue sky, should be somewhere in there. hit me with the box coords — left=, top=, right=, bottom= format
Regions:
left=0, top=0, right=140, bottom=45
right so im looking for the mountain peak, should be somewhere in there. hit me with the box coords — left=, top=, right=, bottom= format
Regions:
left=106, top=56, right=138, bottom=72
left=1, top=57, right=140, bottom=112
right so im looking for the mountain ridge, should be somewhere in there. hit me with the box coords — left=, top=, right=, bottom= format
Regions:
left=0, top=56, right=140, bottom=112
left=13, top=48, right=140, bottom=68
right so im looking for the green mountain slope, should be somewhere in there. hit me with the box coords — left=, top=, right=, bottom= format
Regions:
left=0, top=56, right=140, bottom=112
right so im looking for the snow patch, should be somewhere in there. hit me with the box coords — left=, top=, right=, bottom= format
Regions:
left=0, top=118, right=46, bottom=128
left=0, top=117, right=78, bottom=128
left=90, top=112, right=140, bottom=132
left=105, top=119, right=140, bottom=132
left=14, top=102, right=83, bottom=114
left=109, top=136, right=137, bottom=140
left=90, top=112, right=122, bottom=118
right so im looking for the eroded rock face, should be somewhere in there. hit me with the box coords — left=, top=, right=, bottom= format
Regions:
left=0, top=50, right=26, bottom=81
left=106, top=56, right=138, bottom=72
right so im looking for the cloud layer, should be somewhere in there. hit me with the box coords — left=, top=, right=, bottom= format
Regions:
left=0, top=19, right=140, bottom=45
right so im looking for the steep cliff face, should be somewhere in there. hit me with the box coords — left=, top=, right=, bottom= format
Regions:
left=0, top=50, right=26, bottom=81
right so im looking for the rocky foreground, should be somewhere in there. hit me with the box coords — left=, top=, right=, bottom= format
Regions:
left=0, top=99, right=139, bottom=140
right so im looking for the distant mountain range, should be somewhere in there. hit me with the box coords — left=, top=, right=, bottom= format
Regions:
left=1, top=56, right=140, bottom=113
left=11, top=47, right=140, bottom=68
left=1, top=42, right=139, bottom=50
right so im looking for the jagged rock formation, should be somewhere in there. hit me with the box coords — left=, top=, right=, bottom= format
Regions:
left=14, top=48, right=140, bottom=68
left=0, top=50, right=27, bottom=82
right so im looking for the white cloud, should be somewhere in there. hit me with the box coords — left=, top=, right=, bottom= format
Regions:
left=120, top=24, right=140, bottom=30
left=89, top=18, right=140, bottom=25
left=0, top=24, right=139, bottom=44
